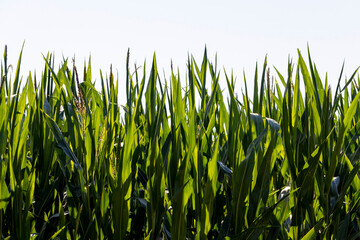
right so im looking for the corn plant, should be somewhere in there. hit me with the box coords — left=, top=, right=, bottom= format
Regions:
left=0, top=44, right=359, bottom=239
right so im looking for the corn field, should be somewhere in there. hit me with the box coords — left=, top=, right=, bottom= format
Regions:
left=1, top=45, right=360, bottom=239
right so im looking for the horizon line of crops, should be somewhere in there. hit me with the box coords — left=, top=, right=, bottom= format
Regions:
left=1, top=44, right=360, bottom=239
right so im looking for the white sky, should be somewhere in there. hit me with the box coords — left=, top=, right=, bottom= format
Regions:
left=1, top=0, right=360, bottom=103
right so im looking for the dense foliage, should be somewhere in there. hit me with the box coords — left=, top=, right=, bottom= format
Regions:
left=1, top=45, right=360, bottom=239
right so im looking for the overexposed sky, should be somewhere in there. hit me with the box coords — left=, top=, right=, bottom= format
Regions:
left=1, top=0, right=360, bottom=102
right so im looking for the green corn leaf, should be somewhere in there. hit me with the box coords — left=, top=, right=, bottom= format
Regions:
left=300, top=219, right=324, bottom=240
left=258, top=56, right=267, bottom=115
left=43, top=111, right=81, bottom=170
left=233, top=127, right=267, bottom=234
left=0, top=174, right=10, bottom=210
left=326, top=89, right=360, bottom=195
left=12, top=42, right=24, bottom=95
